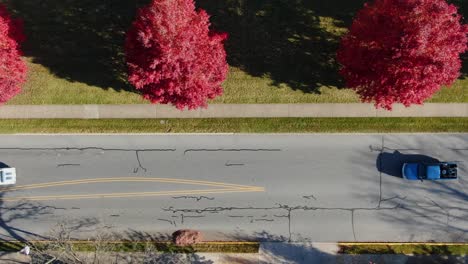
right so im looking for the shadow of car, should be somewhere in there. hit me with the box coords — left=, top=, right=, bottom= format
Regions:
left=377, top=151, right=440, bottom=178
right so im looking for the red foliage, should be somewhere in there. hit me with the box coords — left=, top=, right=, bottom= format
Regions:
left=337, top=0, right=468, bottom=110
left=0, top=4, right=27, bottom=104
left=125, top=0, right=228, bottom=110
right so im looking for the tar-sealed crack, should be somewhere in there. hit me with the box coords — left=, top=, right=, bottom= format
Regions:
left=181, top=214, right=205, bottom=224
left=303, top=195, right=317, bottom=200
left=376, top=136, right=384, bottom=208
left=380, top=195, right=407, bottom=203
left=172, top=196, right=215, bottom=202
left=225, top=162, right=245, bottom=166
left=0, top=147, right=175, bottom=175
left=163, top=203, right=403, bottom=242
left=158, top=218, right=176, bottom=227
left=57, top=164, right=80, bottom=167
left=374, top=135, right=402, bottom=209
left=254, top=219, right=274, bottom=222
left=0, top=205, right=66, bottom=211
left=369, top=145, right=421, bottom=152
left=351, top=210, right=356, bottom=241
left=163, top=204, right=402, bottom=214
left=184, top=149, right=281, bottom=155
left=134, top=150, right=147, bottom=173
left=285, top=208, right=292, bottom=242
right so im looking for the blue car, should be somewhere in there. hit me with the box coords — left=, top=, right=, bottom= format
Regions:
left=402, top=162, right=458, bottom=180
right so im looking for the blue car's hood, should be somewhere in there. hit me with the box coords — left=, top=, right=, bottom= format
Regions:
left=403, top=163, right=419, bottom=180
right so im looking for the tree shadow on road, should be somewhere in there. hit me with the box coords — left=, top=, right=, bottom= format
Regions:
left=0, top=192, right=57, bottom=259
left=228, top=232, right=335, bottom=263
left=377, top=151, right=440, bottom=178
left=0, top=193, right=53, bottom=244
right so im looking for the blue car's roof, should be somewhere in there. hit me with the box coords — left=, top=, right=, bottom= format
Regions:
left=403, top=163, right=419, bottom=180
left=427, top=165, right=441, bottom=180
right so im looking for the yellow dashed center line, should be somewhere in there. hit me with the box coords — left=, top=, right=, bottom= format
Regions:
left=8, top=177, right=257, bottom=191
left=1, top=177, right=265, bottom=201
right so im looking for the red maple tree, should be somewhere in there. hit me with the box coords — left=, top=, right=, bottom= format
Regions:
left=0, top=4, right=27, bottom=104
left=337, top=0, right=468, bottom=110
left=125, top=0, right=228, bottom=110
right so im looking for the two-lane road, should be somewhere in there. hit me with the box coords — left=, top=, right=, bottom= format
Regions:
left=0, top=134, right=466, bottom=242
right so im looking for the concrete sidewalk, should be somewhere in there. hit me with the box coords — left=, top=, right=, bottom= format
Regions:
left=0, top=103, right=466, bottom=118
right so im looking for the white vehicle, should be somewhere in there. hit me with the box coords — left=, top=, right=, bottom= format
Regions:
left=0, top=168, right=16, bottom=185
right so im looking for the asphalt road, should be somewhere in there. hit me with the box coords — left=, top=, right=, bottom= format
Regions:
left=0, top=134, right=466, bottom=242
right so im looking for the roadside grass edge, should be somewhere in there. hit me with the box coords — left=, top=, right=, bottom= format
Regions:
left=0, top=241, right=259, bottom=253
left=338, top=242, right=468, bottom=255
left=0, top=118, right=466, bottom=133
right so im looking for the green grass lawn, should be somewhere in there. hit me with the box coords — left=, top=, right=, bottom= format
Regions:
left=3, top=0, right=467, bottom=105
left=0, top=118, right=465, bottom=133
left=0, top=240, right=259, bottom=253
left=339, top=243, right=468, bottom=255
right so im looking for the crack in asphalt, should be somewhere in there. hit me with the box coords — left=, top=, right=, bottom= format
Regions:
left=163, top=202, right=406, bottom=242
left=351, top=210, right=356, bottom=241
left=1, top=147, right=176, bottom=175
left=57, top=164, right=81, bottom=167
left=181, top=215, right=205, bottom=224
left=369, top=145, right=421, bottom=152
left=225, top=162, right=245, bottom=166
left=273, top=214, right=289, bottom=218
left=184, top=149, right=281, bottom=155
left=163, top=204, right=403, bottom=214
left=157, top=218, right=176, bottom=227
left=172, top=196, right=215, bottom=202
left=286, top=208, right=292, bottom=242
left=303, top=195, right=317, bottom=200
left=254, top=219, right=274, bottom=222
left=380, top=195, right=407, bottom=203
left=0, top=205, right=66, bottom=211
left=377, top=136, right=384, bottom=208
left=374, top=136, right=408, bottom=209
left=134, top=150, right=147, bottom=173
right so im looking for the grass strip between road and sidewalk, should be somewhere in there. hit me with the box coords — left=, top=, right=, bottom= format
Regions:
left=0, top=241, right=259, bottom=254
left=0, top=118, right=466, bottom=133
left=339, top=242, right=468, bottom=255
